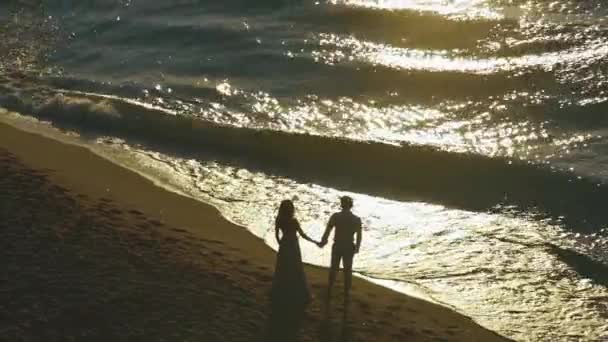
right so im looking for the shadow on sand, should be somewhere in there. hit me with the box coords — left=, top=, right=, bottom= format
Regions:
left=264, top=304, right=356, bottom=341
left=319, top=320, right=354, bottom=342
left=265, top=303, right=306, bottom=342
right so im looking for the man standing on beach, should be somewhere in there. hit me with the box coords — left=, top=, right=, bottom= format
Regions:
left=318, top=196, right=362, bottom=319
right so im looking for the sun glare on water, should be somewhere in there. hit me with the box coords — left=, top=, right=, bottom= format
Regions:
left=329, top=0, right=502, bottom=19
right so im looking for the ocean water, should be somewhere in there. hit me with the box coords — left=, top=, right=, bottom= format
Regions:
left=2, top=0, right=608, bottom=340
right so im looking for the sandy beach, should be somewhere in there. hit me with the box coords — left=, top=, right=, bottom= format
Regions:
left=0, top=121, right=510, bottom=341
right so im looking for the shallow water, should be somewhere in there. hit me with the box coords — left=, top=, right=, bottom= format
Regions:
left=2, top=1, right=608, bottom=340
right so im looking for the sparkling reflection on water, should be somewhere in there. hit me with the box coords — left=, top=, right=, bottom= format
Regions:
left=3, top=0, right=608, bottom=339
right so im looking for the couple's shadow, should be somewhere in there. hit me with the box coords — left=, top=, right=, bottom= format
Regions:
left=264, top=301, right=307, bottom=342
left=319, top=320, right=353, bottom=342
left=264, top=302, right=353, bottom=342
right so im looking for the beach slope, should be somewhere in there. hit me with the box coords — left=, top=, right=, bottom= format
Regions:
left=0, top=121, right=510, bottom=341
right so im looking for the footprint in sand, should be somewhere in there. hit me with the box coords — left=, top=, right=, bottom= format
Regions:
left=164, top=236, right=179, bottom=243
left=148, top=219, right=163, bottom=227
left=445, top=329, right=457, bottom=336
left=50, top=185, right=68, bottom=194
left=445, top=325, right=460, bottom=336
left=257, top=274, right=272, bottom=282
left=109, top=208, right=122, bottom=215
left=128, top=209, right=144, bottom=216
left=356, top=300, right=371, bottom=314
left=421, top=328, right=436, bottom=337
left=399, top=327, right=414, bottom=336
left=199, top=238, right=224, bottom=245
left=386, top=303, right=401, bottom=312
left=390, top=331, right=405, bottom=340
left=99, top=197, right=113, bottom=204
left=136, top=222, right=151, bottom=230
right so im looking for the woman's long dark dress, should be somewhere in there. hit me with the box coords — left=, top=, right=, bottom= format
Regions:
left=270, top=218, right=310, bottom=309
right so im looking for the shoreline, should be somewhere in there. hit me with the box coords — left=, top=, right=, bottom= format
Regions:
left=0, top=119, right=510, bottom=341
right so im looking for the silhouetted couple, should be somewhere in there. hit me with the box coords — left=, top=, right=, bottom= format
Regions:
left=268, top=196, right=362, bottom=340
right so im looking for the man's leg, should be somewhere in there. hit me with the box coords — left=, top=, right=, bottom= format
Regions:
left=326, top=245, right=341, bottom=317
left=342, top=247, right=355, bottom=319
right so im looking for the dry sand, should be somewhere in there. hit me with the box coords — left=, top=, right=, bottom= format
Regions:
left=0, top=121, right=511, bottom=341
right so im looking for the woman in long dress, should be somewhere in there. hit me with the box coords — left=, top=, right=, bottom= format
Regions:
left=268, top=200, right=318, bottom=339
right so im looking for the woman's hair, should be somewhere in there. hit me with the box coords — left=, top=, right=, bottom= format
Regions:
left=276, top=199, right=295, bottom=226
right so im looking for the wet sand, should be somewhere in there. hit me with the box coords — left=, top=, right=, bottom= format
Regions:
left=0, top=121, right=510, bottom=341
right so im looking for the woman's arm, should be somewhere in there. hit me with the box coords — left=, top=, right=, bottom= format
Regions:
left=296, top=221, right=317, bottom=244
left=275, top=224, right=281, bottom=244
left=319, top=214, right=335, bottom=247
